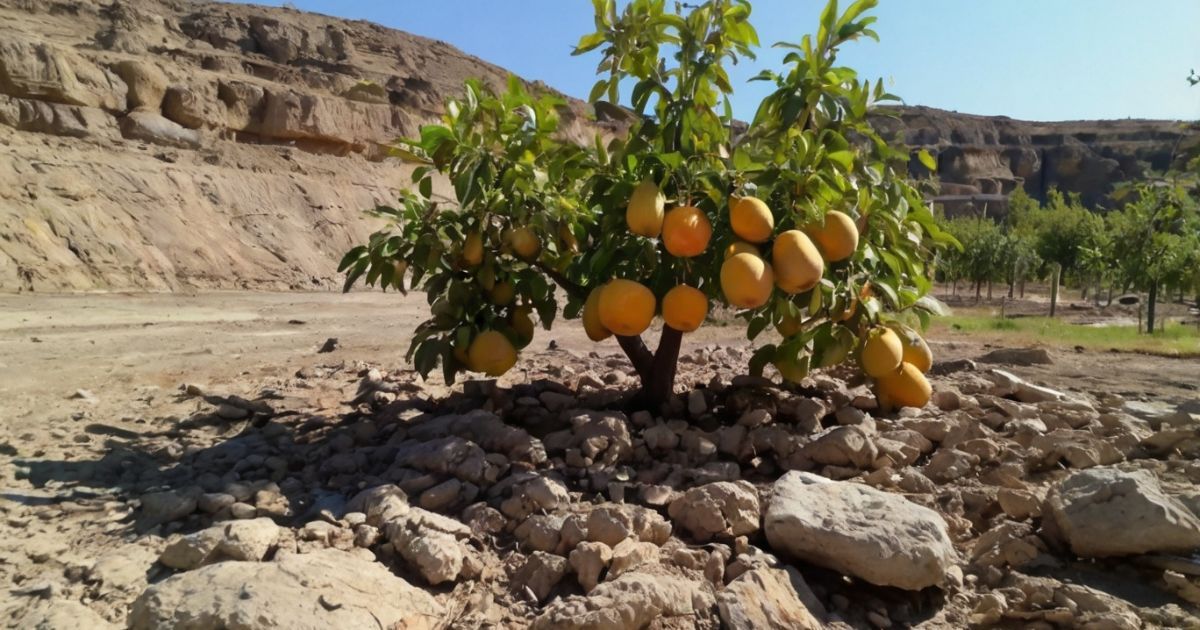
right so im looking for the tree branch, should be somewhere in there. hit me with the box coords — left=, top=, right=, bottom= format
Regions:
left=533, top=260, right=587, bottom=302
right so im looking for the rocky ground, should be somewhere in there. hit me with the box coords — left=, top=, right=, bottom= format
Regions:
left=2, top=292, right=1200, bottom=628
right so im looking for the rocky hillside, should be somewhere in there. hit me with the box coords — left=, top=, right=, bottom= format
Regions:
left=0, top=0, right=1193, bottom=292
left=874, top=107, right=1197, bottom=210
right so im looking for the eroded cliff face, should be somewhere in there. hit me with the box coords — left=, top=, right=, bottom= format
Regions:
left=0, top=0, right=610, bottom=292
left=873, top=107, right=1198, bottom=209
left=0, top=0, right=1193, bottom=292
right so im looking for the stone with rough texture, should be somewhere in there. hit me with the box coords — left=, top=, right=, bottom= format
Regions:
left=15, top=600, right=119, bottom=630
left=764, top=471, right=957, bottom=590
left=532, top=571, right=714, bottom=630
left=586, top=504, right=672, bottom=547
left=667, top=481, right=760, bottom=542
left=217, top=517, right=281, bottom=561
left=512, top=551, right=569, bottom=603
left=128, top=549, right=443, bottom=630
left=120, top=110, right=202, bottom=148
left=717, top=567, right=824, bottom=630
left=569, top=541, right=612, bottom=593
left=1045, top=468, right=1200, bottom=557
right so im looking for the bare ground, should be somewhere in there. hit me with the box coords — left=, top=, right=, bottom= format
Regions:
left=1, top=291, right=1199, bottom=627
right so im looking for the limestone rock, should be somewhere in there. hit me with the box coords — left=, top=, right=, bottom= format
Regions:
left=764, top=471, right=957, bottom=590
left=120, top=111, right=202, bottom=149
left=717, top=567, right=824, bottom=630
left=112, top=60, right=167, bottom=111
left=512, top=551, right=568, bottom=603
left=586, top=504, right=672, bottom=547
left=532, top=571, right=714, bottom=630
left=569, top=541, right=612, bottom=593
left=608, top=538, right=660, bottom=579
left=1045, top=468, right=1200, bottom=557
left=129, top=549, right=443, bottom=629
left=667, top=481, right=760, bottom=542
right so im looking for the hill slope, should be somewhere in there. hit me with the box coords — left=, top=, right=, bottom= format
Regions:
left=0, top=0, right=1193, bottom=291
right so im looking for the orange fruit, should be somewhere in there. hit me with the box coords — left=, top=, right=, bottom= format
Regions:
left=582, top=287, right=611, bottom=342
left=511, top=307, right=535, bottom=347
left=468, top=331, right=518, bottom=377
left=877, top=362, right=932, bottom=408
left=508, top=227, right=540, bottom=260
left=772, top=230, right=824, bottom=294
left=901, top=332, right=933, bottom=373
left=807, top=210, right=859, bottom=262
left=662, top=206, right=712, bottom=258
left=463, top=232, right=484, bottom=266
left=720, top=252, right=774, bottom=309
left=598, top=279, right=656, bottom=336
left=490, top=281, right=515, bottom=306
left=859, top=327, right=903, bottom=378
left=724, top=240, right=759, bottom=259
left=730, top=196, right=774, bottom=243
left=662, top=285, right=707, bottom=332
left=626, top=180, right=665, bottom=238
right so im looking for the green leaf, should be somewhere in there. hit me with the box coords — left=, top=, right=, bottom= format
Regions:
left=917, top=149, right=937, bottom=173
left=826, top=150, right=854, bottom=170
left=574, top=31, right=607, bottom=55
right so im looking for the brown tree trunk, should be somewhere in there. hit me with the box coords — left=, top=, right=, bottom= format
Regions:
left=617, top=326, right=683, bottom=411
left=1147, top=282, right=1158, bottom=334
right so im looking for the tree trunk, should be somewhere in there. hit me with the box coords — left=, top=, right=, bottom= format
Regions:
left=1019, top=279, right=1026, bottom=298
left=987, top=280, right=993, bottom=300
left=1007, top=280, right=1014, bottom=299
left=618, top=326, right=683, bottom=411
left=975, top=280, right=981, bottom=300
left=1049, top=265, right=1061, bottom=318
left=1147, top=282, right=1158, bottom=334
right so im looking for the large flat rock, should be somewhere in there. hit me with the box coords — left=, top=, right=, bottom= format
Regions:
left=764, top=471, right=957, bottom=590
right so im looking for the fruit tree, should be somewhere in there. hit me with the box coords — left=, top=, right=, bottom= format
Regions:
left=340, top=0, right=956, bottom=410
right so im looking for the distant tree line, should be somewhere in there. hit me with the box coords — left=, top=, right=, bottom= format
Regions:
left=936, top=185, right=1199, bottom=334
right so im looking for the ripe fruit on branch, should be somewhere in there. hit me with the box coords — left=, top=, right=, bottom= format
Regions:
left=598, top=279, right=656, bottom=336
left=806, top=210, right=859, bottom=262
left=626, top=180, right=666, bottom=238
left=772, top=230, right=824, bottom=294
left=724, top=241, right=759, bottom=259
left=489, top=281, right=515, bottom=306
left=721, top=252, right=774, bottom=309
left=776, top=311, right=802, bottom=338
left=877, top=362, right=931, bottom=408
left=730, top=196, right=775, bottom=243
left=510, top=307, right=535, bottom=348
left=662, top=206, right=712, bottom=258
left=508, top=227, right=540, bottom=260
left=468, top=331, right=518, bottom=377
left=859, top=327, right=903, bottom=378
left=662, top=285, right=708, bottom=332
left=582, top=288, right=612, bottom=342
left=463, top=232, right=484, bottom=266
left=901, top=332, right=933, bottom=373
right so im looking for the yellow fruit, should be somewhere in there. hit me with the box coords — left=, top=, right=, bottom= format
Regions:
left=662, top=206, right=712, bottom=258
left=877, top=362, right=932, bottom=408
left=490, top=281, right=515, bottom=306
left=511, top=307, right=535, bottom=347
left=662, top=285, right=707, bottom=333
left=730, top=196, right=775, bottom=243
left=776, top=311, right=802, bottom=337
left=859, top=327, right=903, bottom=378
left=468, top=331, right=518, bottom=377
left=772, top=230, right=824, bottom=294
left=598, top=279, right=656, bottom=336
left=582, top=287, right=612, bottom=342
left=724, top=241, right=759, bottom=259
left=509, top=228, right=540, bottom=260
left=626, top=180, right=665, bottom=237
left=463, top=232, right=484, bottom=266
left=901, top=333, right=933, bottom=373
left=807, top=211, right=859, bottom=262
left=720, top=252, right=774, bottom=309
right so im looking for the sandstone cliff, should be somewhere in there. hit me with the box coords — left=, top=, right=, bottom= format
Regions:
left=0, top=0, right=1193, bottom=292
left=873, top=107, right=1197, bottom=210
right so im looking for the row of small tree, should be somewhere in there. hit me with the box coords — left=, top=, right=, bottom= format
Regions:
left=938, top=185, right=1199, bottom=333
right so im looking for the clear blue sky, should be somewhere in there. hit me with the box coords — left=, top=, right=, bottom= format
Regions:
left=251, top=0, right=1200, bottom=122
